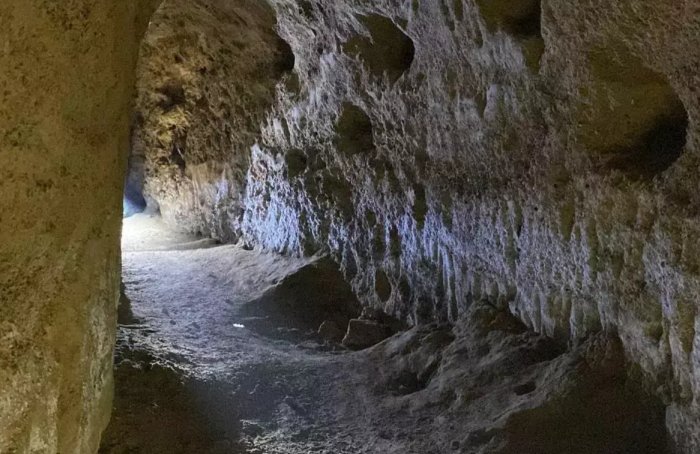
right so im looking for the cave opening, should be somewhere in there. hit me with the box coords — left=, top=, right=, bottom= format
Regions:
left=122, top=182, right=147, bottom=218
left=122, top=156, right=148, bottom=218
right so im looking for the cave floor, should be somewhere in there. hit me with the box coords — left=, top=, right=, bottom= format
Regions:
left=103, top=214, right=441, bottom=454
left=99, top=214, right=669, bottom=454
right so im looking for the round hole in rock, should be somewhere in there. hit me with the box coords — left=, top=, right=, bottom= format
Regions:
left=343, top=14, right=415, bottom=84
left=580, top=48, right=689, bottom=180
left=334, top=102, right=375, bottom=155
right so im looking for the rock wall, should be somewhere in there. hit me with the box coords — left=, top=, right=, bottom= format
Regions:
left=0, top=1, right=156, bottom=452
left=134, top=0, right=700, bottom=450
left=132, top=0, right=295, bottom=241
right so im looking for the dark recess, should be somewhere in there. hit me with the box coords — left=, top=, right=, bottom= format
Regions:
left=586, top=49, right=689, bottom=180
left=606, top=106, right=688, bottom=179
left=343, top=14, right=415, bottom=84
left=375, top=270, right=392, bottom=302
left=240, top=258, right=361, bottom=342
left=274, top=37, right=296, bottom=74
left=334, top=103, right=375, bottom=155
left=475, top=0, right=544, bottom=71
left=156, top=81, right=186, bottom=112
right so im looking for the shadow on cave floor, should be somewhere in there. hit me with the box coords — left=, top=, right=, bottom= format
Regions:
left=100, top=214, right=671, bottom=454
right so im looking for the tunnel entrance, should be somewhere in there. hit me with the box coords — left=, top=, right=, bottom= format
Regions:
left=122, top=160, right=147, bottom=218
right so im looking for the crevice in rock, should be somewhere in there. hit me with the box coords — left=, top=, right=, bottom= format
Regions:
left=117, top=283, right=139, bottom=326
left=273, top=36, right=296, bottom=75
left=513, top=381, right=536, bottom=396
left=453, top=0, right=465, bottom=22
left=375, top=269, right=392, bottom=302
left=123, top=140, right=148, bottom=217
left=169, top=133, right=187, bottom=172
left=285, top=148, right=308, bottom=178
left=320, top=171, right=355, bottom=220
left=387, top=360, right=439, bottom=396
left=297, top=0, right=314, bottom=20
left=413, top=184, right=428, bottom=229
left=343, top=14, right=415, bottom=84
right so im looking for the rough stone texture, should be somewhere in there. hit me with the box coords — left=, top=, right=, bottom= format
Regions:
left=318, top=320, right=346, bottom=343
left=132, top=0, right=700, bottom=449
left=132, top=0, right=295, bottom=241
left=342, top=319, right=393, bottom=350
left=0, top=1, right=157, bottom=452
left=366, top=304, right=668, bottom=453
left=128, top=0, right=700, bottom=450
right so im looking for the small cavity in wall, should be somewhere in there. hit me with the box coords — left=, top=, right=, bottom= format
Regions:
left=343, top=14, right=416, bottom=84
left=580, top=48, right=688, bottom=180
left=475, top=0, right=544, bottom=71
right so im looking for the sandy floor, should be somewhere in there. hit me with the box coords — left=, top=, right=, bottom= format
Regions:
left=100, top=214, right=670, bottom=454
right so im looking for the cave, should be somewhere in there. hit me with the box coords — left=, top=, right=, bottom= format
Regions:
left=3, top=1, right=700, bottom=454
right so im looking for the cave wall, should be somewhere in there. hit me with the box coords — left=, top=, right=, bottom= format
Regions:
left=0, top=1, right=156, bottom=452
left=135, top=0, right=700, bottom=450
left=132, top=0, right=295, bottom=241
